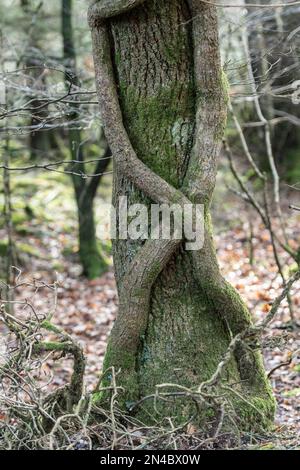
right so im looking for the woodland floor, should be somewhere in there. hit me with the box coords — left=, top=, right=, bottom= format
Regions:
left=0, top=165, right=299, bottom=449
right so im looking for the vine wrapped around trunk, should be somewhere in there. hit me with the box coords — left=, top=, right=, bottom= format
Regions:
left=88, top=0, right=275, bottom=431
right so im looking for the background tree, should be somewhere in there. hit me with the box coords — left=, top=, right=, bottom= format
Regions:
left=0, top=0, right=112, bottom=280
left=245, top=0, right=300, bottom=181
left=62, top=0, right=110, bottom=279
left=89, top=0, right=275, bottom=430
left=20, top=0, right=58, bottom=160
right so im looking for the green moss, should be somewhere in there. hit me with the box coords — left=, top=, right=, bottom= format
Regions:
left=0, top=241, right=8, bottom=257
left=77, top=201, right=109, bottom=279
left=15, top=224, right=35, bottom=236
left=114, top=50, right=121, bottom=67
left=34, top=341, right=66, bottom=353
left=221, top=69, right=230, bottom=104
left=41, top=320, right=62, bottom=335
left=92, top=390, right=103, bottom=404
left=132, top=249, right=240, bottom=423
left=93, top=342, right=139, bottom=408
left=12, top=212, right=28, bottom=226
left=235, top=394, right=276, bottom=432
left=163, top=25, right=188, bottom=66
left=119, top=82, right=195, bottom=188
left=285, top=148, right=300, bottom=183
left=79, top=241, right=108, bottom=279
left=211, top=69, right=229, bottom=143
left=0, top=210, right=28, bottom=230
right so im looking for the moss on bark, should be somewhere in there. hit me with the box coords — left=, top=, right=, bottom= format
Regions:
left=77, top=194, right=108, bottom=279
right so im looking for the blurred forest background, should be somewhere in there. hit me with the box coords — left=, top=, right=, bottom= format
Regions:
left=0, top=0, right=299, bottom=450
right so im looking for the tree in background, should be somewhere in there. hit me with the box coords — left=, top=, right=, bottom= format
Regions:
left=245, top=0, right=300, bottom=181
left=89, top=0, right=275, bottom=430
left=20, top=0, right=58, bottom=160
left=1, top=0, right=112, bottom=280
left=62, top=0, right=110, bottom=279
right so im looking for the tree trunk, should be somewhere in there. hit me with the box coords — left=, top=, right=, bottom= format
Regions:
left=76, top=186, right=107, bottom=279
left=89, top=0, right=275, bottom=431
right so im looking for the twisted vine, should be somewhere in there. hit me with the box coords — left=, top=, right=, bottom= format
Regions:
left=88, top=0, right=274, bottom=415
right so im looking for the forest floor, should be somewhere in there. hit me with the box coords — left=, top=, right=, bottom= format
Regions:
left=0, top=166, right=300, bottom=449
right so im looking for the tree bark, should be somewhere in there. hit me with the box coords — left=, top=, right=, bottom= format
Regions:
left=89, top=0, right=275, bottom=431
